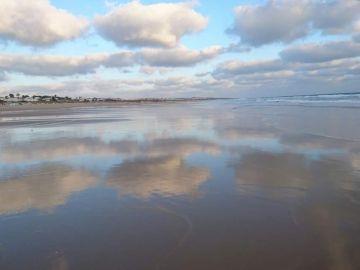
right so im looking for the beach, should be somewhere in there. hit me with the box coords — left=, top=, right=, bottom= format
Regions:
left=0, top=98, right=359, bottom=270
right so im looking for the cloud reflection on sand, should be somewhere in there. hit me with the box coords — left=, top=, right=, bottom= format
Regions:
left=0, top=136, right=221, bottom=163
left=0, top=137, right=120, bottom=163
left=0, top=164, right=97, bottom=215
left=280, top=133, right=360, bottom=152
left=219, top=128, right=276, bottom=141
left=0, top=136, right=220, bottom=213
left=351, top=154, right=360, bottom=172
left=232, top=149, right=360, bottom=270
left=104, top=137, right=220, bottom=198
left=50, top=252, right=69, bottom=270
left=234, top=151, right=311, bottom=194
left=107, top=155, right=210, bottom=198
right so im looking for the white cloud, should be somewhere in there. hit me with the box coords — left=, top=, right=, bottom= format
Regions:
left=353, top=20, right=360, bottom=42
left=312, top=0, right=360, bottom=35
left=296, top=58, right=360, bottom=77
left=281, top=41, right=360, bottom=63
left=0, top=71, right=7, bottom=81
left=0, top=52, right=135, bottom=76
left=139, top=66, right=172, bottom=75
left=214, top=59, right=286, bottom=78
left=94, top=1, right=208, bottom=48
left=210, top=56, right=360, bottom=97
left=228, top=0, right=312, bottom=46
left=228, top=0, right=360, bottom=47
left=2, top=56, right=360, bottom=98
left=0, top=75, right=213, bottom=98
left=0, top=0, right=89, bottom=46
left=0, top=45, right=221, bottom=77
left=139, top=45, right=223, bottom=67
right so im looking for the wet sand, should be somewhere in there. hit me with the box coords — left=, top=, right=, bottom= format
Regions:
left=0, top=100, right=359, bottom=270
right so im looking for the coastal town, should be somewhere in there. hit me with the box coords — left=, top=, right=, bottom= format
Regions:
left=0, top=93, right=214, bottom=106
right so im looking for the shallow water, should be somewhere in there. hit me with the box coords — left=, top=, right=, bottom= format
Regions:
left=0, top=100, right=359, bottom=270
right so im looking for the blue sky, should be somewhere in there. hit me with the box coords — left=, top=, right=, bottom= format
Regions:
left=0, top=0, right=360, bottom=98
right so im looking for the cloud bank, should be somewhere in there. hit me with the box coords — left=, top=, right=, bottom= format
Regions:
left=0, top=45, right=221, bottom=77
left=281, top=41, right=360, bottom=63
left=0, top=52, right=135, bottom=76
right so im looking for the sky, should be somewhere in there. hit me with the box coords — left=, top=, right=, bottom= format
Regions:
left=0, top=0, right=360, bottom=98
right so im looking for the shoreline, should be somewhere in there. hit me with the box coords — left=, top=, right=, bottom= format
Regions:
left=0, top=98, right=226, bottom=112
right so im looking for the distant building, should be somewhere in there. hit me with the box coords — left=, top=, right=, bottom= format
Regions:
left=41, top=97, right=52, bottom=102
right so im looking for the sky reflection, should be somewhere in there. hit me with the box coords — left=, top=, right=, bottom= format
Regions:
left=0, top=101, right=359, bottom=269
